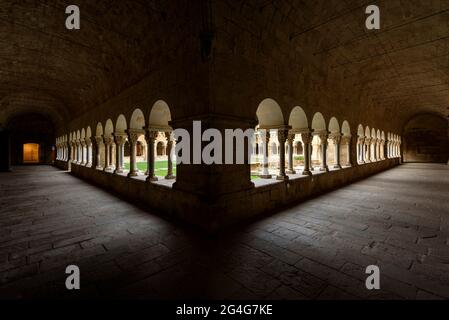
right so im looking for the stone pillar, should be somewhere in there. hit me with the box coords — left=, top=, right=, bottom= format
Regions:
left=85, top=138, right=92, bottom=167
left=127, top=129, right=142, bottom=177
left=113, top=134, right=126, bottom=174
left=74, top=140, right=79, bottom=164
left=94, top=136, right=103, bottom=169
left=342, top=135, right=352, bottom=167
left=318, top=132, right=329, bottom=172
left=260, top=130, right=271, bottom=179
left=276, top=129, right=288, bottom=180
left=365, top=138, right=371, bottom=163
left=80, top=141, right=86, bottom=165
left=331, top=134, right=342, bottom=169
left=165, top=131, right=175, bottom=179
left=286, top=133, right=296, bottom=174
left=300, top=131, right=312, bottom=176
left=145, top=130, right=158, bottom=181
left=102, top=135, right=112, bottom=172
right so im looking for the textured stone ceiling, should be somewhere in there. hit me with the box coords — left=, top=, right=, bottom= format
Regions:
left=0, top=0, right=448, bottom=128
left=282, top=0, right=449, bottom=123
left=0, top=0, right=185, bottom=126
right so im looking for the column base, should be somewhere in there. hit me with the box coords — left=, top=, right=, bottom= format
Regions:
left=165, top=174, right=175, bottom=180
left=259, top=174, right=272, bottom=179
left=319, top=166, right=329, bottom=172
left=333, top=164, right=342, bottom=169
left=302, top=170, right=312, bottom=176
left=146, top=176, right=158, bottom=182
left=343, top=163, right=352, bottom=167
left=127, top=171, right=139, bottom=177
left=286, top=169, right=296, bottom=174
left=276, top=175, right=289, bottom=181
left=96, top=165, right=103, bottom=170
left=86, top=163, right=92, bottom=168
left=114, top=169, right=124, bottom=174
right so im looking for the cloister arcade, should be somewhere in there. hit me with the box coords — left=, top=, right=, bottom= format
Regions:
left=55, top=100, right=176, bottom=185
left=56, top=98, right=402, bottom=190
left=243, top=99, right=403, bottom=186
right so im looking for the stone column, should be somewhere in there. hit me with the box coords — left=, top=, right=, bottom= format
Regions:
left=260, top=130, right=271, bottom=179
left=113, top=134, right=126, bottom=174
left=286, top=133, right=296, bottom=174
left=73, top=140, right=79, bottom=164
left=300, top=131, right=312, bottom=176
left=341, top=135, right=352, bottom=167
left=276, top=129, right=288, bottom=180
left=127, top=129, right=142, bottom=177
left=359, top=138, right=364, bottom=163
left=94, top=136, right=103, bottom=169
left=85, top=138, right=92, bottom=167
left=318, top=132, right=329, bottom=172
left=102, top=135, right=112, bottom=172
left=365, top=138, right=371, bottom=163
left=165, top=131, right=175, bottom=179
left=80, top=141, right=86, bottom=165
left=145, top=130, right=158, bottom=181
left=331, top=134, right=342, bottom=169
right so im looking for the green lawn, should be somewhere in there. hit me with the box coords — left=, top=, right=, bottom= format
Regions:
left=124, top=161, right=176, bottom=177
left=124, top=160, right=259, bottom=180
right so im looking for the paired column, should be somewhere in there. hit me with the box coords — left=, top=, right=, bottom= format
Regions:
left=364, top=138, right=371, bottom=162
left=300, top=131, right=312, bottom=176
left=94, top=136, right=103, bottom=169
left=80, top=141, right=86, bottom=165
left=165, top=131, right=175, bottom=179
left=331, top=134, right=342, bottom=169
left=341, top=135, right=352, bottom=167
left=113, top=133, right=126, bottom=174
left=145, top=130, right=158, bottom=181
left=127, top=129, right=143, bottom=177
left=276, top=129, right=288, bottom=180
left=85, top=138, right=92, bottom=167
left=286, top=133, right=296, bottom=174
left=102, top=135, right=113, bottom=172
left=318, top=132, right=329, bottom=172
left=260, top=130, right=272, bottom=179
left=358, top=137, right=365, bottom=163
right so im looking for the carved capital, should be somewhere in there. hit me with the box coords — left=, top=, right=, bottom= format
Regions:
left=95, top=136, right=103, bottom=145
left=113, top=133, right=127, bottom=146
left=145, top=130, right=159, bottom=143
left=287, top=133, right=295, bottom=144
left=318, top=132, right=328, bottom=144
left=127, top=129, right=144, bottom=144
left=330, top=133, right=342, bottom=145
left=102, top=135, right=113, bottom=145
left=300, top=132, right=312, bottom=144
left=277, top=129, right=288, bottom=143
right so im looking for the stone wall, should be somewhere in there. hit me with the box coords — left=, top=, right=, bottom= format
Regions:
left=56, top=158, right=399, bottom=232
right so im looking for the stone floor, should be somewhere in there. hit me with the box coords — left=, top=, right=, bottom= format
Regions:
left=0, top=164, right=448, bottom=299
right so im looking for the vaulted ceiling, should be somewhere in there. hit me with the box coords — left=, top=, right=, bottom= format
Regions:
left=270, top=0, right=449, bottom=125
left=0, top=0, right=189, bottom=127
left=0, top=0, right=448, bottom=130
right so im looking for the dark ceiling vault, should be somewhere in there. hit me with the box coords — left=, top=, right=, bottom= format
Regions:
left=0, top=0, right=447, bottom=129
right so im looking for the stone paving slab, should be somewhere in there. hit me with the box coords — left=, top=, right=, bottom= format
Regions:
left=0, top=164, right=448, bottom=299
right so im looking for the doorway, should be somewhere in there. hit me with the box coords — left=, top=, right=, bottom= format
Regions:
left=23, top=143, right=39, bottom=163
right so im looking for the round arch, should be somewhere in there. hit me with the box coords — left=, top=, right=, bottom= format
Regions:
left=116, top=114, right=127, bottom=133
left=311, top=112, right=326, bottom=132
left=149, top=100, right=172, bottom=129
left=104, top=119, right=114, bottom=136
left=130, top=108, right=145, bottom=130
left=256, top=98, right=284, bottom=127
left=288, top=106, right=308, bottom=130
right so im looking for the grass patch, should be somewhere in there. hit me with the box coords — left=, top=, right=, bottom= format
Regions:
left=124, top=161, right=176, bottom=177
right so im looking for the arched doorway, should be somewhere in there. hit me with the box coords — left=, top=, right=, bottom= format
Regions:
left=23, top=143, right=39, bottom=163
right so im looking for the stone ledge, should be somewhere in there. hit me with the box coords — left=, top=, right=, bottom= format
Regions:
left=55, top=159, right=400, bottom=232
